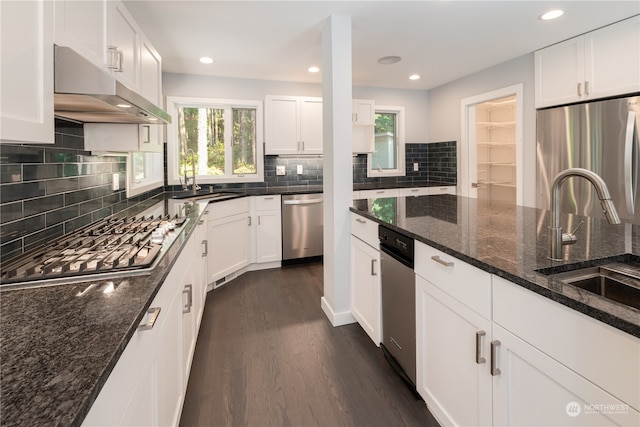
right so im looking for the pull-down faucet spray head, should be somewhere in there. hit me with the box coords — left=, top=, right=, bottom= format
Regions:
left=548, top=168, right=621, bottom=261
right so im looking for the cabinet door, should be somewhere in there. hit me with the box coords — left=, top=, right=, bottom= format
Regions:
left=300, top=97, right=323, bottom=154
left=534, top=37, right=585, bottom=108
left=0, top=0, right=54, bottom=144
left=265, top=96, right=300, bottom=155
left=194, top=216, right=208, bottom=327
left=416, top=275, right=492, bottom=427
left=256, top=209, right=282, bottom=263
left=155, top=275, right=184, bottom=427
left=492, top=324, right=640, bottom=426
left=353, top=99, right=375, bottom=125
left=181, top=262, right=196, bottom=385
left=585, top=16, right=640, bottom=100
left=54, top=0, right=108, bottom=70
left=208, top=212, right=251, bottom=285
left=350, top=236, right=381, bottom=345
left=139, top=34, right=163, bottom=152
left=108, top=1, right=140, bottom=91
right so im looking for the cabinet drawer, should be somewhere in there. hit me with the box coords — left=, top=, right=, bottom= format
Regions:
left=208, top=197, right=249, bottom=220
left=359, top=188, right=399, bottom=199
left=350, top=212, right=379, bottom=248
left=255, top=194, right=281, bottom=211
left=414, top=241, right=491, bottom=318
left=493, top=276, right=640, bottom=410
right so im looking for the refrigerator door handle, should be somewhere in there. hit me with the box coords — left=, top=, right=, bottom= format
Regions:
left=624, top=111, right=638, bottom=215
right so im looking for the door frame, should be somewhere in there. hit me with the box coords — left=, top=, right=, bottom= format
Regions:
left=460, top=84, right=524, bottom=205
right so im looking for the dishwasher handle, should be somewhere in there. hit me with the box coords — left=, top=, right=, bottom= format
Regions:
left=283, top=198, right=323, bottom=205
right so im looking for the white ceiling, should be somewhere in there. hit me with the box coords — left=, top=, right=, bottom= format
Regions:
left=124, top=1, right=640, bottom=91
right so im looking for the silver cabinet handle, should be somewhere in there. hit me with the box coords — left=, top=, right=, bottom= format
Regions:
left=371, top=259, right=377, bottom=276
left=624, top=111, right=637, bottom=215
left=248, top=216, right=252, bottom=226
left=376, top=190, right=385, bottom=194
left=431, top=255, right=454, bottom=267
left=258, top=215, right=261, bottom=226
left=301, top=140, right=305, bottom=151
left=198, top=220, right=204, bottom=225
left=264, top=196, right=274, bottom=200
left=202, top=240, right=208, bottom=257
left=584, top=80, right=590, bottom=96
left=183, top=284, right=193, bottom=314
left=491, top=340, right=501, bottom=376
left=577, top=82, right=582, bottom=97
left=203, top=210, right=209, bottom=215
left=138, top=307, right=161, bottom=331
left=476, top=331, right=486, bottom=364
left=355, top=218, right=366, bottom=224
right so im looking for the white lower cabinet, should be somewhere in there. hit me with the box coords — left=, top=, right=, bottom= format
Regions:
left=83, top=222, right=204, bottom=426
left=254, top=195, right=282, bottom=264
left=207, top=198, right=251, bottom=286
left=415, top=241, right=640, bottom=427
left=492, top=323, right=638, bottom=427
left=349, top=235, right=381, bottom=345
left=416, top=275, right=492, bottom=426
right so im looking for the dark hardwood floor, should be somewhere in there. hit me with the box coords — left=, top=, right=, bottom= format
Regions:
left=179, top=262, right=440, bottom=427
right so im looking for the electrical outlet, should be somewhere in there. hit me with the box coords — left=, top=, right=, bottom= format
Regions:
left=297, top=165, right=303, bottom=175
left=276, top=165, right=285, bottom=176
left=112, top=173, right=119, bottom=191
left=413, top=163, right=419, bottom=172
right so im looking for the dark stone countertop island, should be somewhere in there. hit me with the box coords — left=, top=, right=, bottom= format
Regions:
left=351, top=194, right=640, bottom=338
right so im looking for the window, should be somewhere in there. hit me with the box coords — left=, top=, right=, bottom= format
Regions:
left=166, top=97, right=264, bottom=185
left=368, top=106, right=405, bottom=177
left=127, top=151, right=163, bottom=197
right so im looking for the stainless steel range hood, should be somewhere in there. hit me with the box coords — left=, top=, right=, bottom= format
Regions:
left=54, top=46, right=171, bottom=125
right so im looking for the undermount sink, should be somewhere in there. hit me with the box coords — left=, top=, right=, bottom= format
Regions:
left=546, top=262, right=640, bottom=310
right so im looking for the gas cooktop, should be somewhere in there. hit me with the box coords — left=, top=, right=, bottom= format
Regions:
left=1, top=214, right=187, bottom=288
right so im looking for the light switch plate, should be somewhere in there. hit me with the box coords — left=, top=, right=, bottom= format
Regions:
left=297, top=165, right=303, bottom=174
left=413, top=163, right=419, bottom=172
left=276, top=165, right=285, bottom=176
left=112, top=173, right=119, bottom=191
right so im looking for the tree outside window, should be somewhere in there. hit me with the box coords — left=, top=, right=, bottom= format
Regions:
left=167, top=97, right=264, bottom=185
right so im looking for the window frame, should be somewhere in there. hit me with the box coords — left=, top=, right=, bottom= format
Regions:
left=166, top=96, right=264, bottom=185
left=367, top=105, right=406, bottom=178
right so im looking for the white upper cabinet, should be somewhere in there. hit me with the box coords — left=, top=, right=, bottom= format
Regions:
left=138, top=34, right=163, bottom=151
left=535, top=16, right=640, bottom=108
left=54, top=0, right=108, bottom=71
left=352, top=99, right=375, bottom=125
left=1, top=0, right=54, bottom=144
left=107, top=1, right=141, bottom=92
left=265, top=95, right=323, bottom=155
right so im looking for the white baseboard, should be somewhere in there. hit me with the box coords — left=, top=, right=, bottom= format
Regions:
left=321, top=296, right=357, bottom=327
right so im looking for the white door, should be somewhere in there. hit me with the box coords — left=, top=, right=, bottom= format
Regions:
left=416, top=275, right=492, bottom=426
left=300, top=97, right=323, bottom=154
left=108, top=1, right=140, bottom=91
left=256, top=210, right=282, bottom=263
left=492, top=324, right=640, bottom=427
left=265, top=96, right=300, bottom=155
left=349, top=236, right=381, bottom=345
left=462, top=85, right=523, bottom=206
left=208, top=213, right=251, bottom=284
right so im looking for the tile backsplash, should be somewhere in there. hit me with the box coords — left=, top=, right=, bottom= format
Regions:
left=0, top=120, right=162, bottom=264
left=1, top=118, right=457, bottom=264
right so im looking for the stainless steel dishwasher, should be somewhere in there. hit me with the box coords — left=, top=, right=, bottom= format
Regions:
left=281, top=193, right=323, bottom=261
left=379, top=224, right=417, bottom=392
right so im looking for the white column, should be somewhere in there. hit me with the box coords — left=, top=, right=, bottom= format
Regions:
left=320, top=15, right=356, bottom=326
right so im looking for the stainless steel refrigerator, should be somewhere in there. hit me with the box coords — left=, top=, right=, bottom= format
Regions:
left=537, top=95, right=640, bottom=224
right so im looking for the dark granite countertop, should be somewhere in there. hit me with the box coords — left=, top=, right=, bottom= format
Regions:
left=351, top=194, right=640, bottom=338
left=0, top=198, right=210, bottom=427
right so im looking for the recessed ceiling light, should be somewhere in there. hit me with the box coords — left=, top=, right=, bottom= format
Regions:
left=409, top=74, right=421, bottom=81
left=540, top=9, right=564, bottom=20
left=200, top=56, right=214, bottom=64
left=308, top=66, right=320, bottom=73
left=378, top=56, right=402, bottom=65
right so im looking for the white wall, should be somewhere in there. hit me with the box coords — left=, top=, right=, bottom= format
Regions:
left=163, top=73, right=429, bottom=144
left=426, top=53, right=537, bottom=207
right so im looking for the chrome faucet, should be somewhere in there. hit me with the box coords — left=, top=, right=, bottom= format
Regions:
left=184, top=148, right=201, bottom=195
left=548, top=168, right=621, bottom=260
